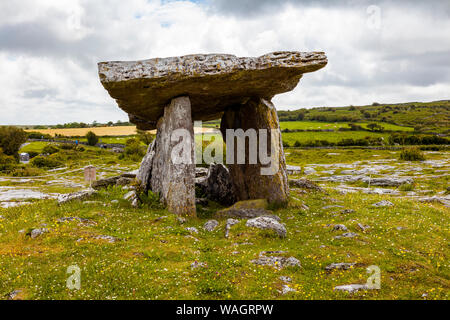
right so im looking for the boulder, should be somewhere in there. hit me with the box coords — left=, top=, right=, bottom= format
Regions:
left=196, top=163, right=236, bottom=206
left=203, top=220, right=219, bottom=232
left=221, top=98, right=289, bottom=205
left=98, top=52, right=327, bottom=130
left=246, top=216, right=287, bottom=238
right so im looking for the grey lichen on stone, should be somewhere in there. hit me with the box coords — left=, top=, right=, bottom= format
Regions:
left=98, top=51, right=327, bottom=129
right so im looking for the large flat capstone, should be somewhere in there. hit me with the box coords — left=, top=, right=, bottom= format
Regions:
left=98, top=51, right=327, bottom=129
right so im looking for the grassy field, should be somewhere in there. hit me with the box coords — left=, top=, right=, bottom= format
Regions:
left=281, top=131, right=388, bottom=146
left=278, top=100, right=450, bottom=133
left=1, top=140, right=448, bottom=300
left=279, top=121, right=413, bottom=132
left=26, top=126, right=138, bottom=137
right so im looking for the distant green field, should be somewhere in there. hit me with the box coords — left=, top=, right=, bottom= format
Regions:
left=20, top=142, right=48, bottom=153
left=279, top=121, right=413, bottom=132
left=282, top=131, right=388, bottom=146
left=278, top=100, right=450, bottom=133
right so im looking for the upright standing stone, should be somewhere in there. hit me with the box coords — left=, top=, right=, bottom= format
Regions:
left=220, top=98, right=289, bottom=205
left=140, top=96, right=196, bottom=217
left=84, top=165, right=96, bottom=183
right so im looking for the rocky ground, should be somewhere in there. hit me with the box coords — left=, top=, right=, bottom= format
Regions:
left=0, top=147, right=448, bottom=300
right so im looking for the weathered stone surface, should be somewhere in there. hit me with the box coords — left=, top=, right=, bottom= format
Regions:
left=98, top=52, right=327, bottom=129
left=203, top=220, right=219, bottom=232
left=332, top=224, right=348, bottom=231
left=57, top=189, right=97, bottom=205
left=57, top=217, right=96, bottom=226
left=325, top=263, right=356, bottom=271
left=289, top=178, right=324, bottom=192
left=334, top=232, right=359, bottom=239
left=246, top=216, right=287, bottom=238
left=91, top=176, right=120, bottom=189
left=225, top=218, right=239, bottom=238
left=372, top=200, right=394, bottom=207
left=137, top=141, right=156, bottom=192
left=137, top=96, right=196, bottom=216
left=221, top=98, right=289, bottom=204
left=334, top=284, right=370, bottom=293
left=186, top=227, right=199, bottom=234
left=251, top=253, right=301, bottom=270
left=29, top=228, right=49, bottom=239
left=216, top=199, right=273, bottom=219
left=196, top=163, right=236, bottom=206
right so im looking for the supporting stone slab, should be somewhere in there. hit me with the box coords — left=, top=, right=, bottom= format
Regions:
left=220, top=98, right=289, bottom=205
left=137, top=96, right=196, bottom=217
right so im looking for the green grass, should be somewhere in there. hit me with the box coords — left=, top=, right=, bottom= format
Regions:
left=278, top=100, right=450, bottom=133
left=20, top=142, right=49, bottom=154
left=279, top=121, right=413, bottom=132
left=282, top=131, right=388, bottom=146
left=0, top=144, right=449, bottom=300
left=0, top=186, right=448, bottom=300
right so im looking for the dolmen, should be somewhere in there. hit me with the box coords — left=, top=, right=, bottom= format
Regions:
left=98, top=51, right=327, bottom=217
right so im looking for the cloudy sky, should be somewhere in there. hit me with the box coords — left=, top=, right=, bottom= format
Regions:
left=0, top=0, right=449, bottom=125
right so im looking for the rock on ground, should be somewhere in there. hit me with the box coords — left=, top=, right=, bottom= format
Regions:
left=58, top=189, right=97, bottom=205
left=325, top=263, right=356, bottom=271
left=203, top=220, right=219, bottom=232
left=334, top=284, right=373, bottom=293
left=29, top=228, right=49, bottom=239
left=332, top=224, right=348, bottom=231
left=372, top=200, right=394, bottom=207
left=279, top=276, right=292, bottom=283
left=246, top=216, right=287, bottom=238
left=280, top=285, right=297, bottom=295
left=94, top=235, right=120, bottom=243
left=191, top=261, right=207, bottom=270
left=289, top=178, right=325, bottom=192
left=251, top=255, right=301, bottom=270
left=225, top=218, right=239, bottom=238
left=334, top=232, right=358, bottom=239
left=186, top=227, right=199, bottom=234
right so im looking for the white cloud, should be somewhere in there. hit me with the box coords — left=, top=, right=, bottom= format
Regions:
left=0, top=0, right=449, bottom=124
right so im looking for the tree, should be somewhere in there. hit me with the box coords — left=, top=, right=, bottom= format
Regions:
left=86, top=131, right=99, bottom=146
left=0, top=126, right=27, bottom=159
